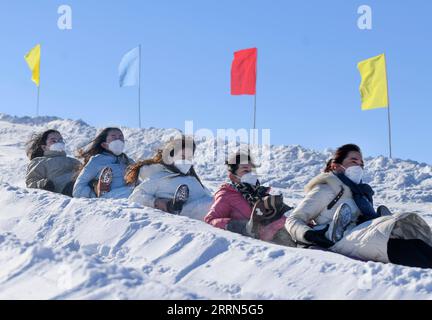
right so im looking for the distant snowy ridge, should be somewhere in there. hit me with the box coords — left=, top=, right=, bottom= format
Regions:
left=0, top=113, right=89, bottom=127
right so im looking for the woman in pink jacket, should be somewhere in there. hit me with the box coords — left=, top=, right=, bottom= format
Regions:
left=204, top=150, right=295, bottom=246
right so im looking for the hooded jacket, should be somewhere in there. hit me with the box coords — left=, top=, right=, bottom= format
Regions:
left=26, top=150, right=80, bottom=194
left=285, top=172, right=432, bottom=263
left=285, top=172, right=361, bottom=244
left=128, top=163, right=213, bottom=220
left=73, top=152, right=134, bottom=199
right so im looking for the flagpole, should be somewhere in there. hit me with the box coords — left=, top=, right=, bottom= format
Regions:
left=250, top=94, right=257, bottom=145
left=36, top=85, right=40, bottom=117
left=386, top=93, right=392, bottom=159
left=138, top=44, right=142, bottom=129
left=253, top=52, right=257, bottom=145
left=37, top=48, right=40, bottom=117
left=385, top=61, right=392, bottom=159
left=253, top=94, right=256, bottom=130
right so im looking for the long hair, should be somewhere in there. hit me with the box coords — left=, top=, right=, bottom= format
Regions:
left=124, top=150, right=164, bottom=185
left=324, top=144, right=362, bottom=173
left=76, top=127, right=123, bottom=172
left=26, top=129, right=60, bottom=160
left=125, top=135, right=201, bottom=186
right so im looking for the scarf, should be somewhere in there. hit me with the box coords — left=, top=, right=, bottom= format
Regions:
left=231, top=181, right=270, bottom=208
left=335, top=173, right=378, bottom=221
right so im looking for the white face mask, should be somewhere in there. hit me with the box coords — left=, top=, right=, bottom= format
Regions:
left=174, top=159, right=193, bottom=174
left=344, top=165, right=364, bottom=184
left=238, top=172, right=259, bottom=186
left=49, top=142, right=65, bottom=152
left=108, top=140, right=125, bottom=156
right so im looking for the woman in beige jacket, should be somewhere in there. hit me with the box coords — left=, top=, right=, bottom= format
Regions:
left=26, top=129, right=81, bottom=196
left=285, top=144, right=432, bottom=268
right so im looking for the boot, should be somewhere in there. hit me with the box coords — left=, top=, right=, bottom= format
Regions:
left=96, top=167, right=113, bottom=197
left=167, top=184, right=189, bottom=215
left=377, top=205, right=392, bottom=217
left=327, top=203, right=353, bottom=242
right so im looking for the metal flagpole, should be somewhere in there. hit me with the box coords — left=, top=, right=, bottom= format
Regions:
left=252, top=53, right=257, bottom=145
left=36, top=85, right=40, bottom=117
left=386, top=95, right=392, bottom=159
left=37, top=51, right=40, bottom=117
left=253, top=94, right=256, bottom=130
left=138, top=44, right=142, bottom=129
left=385, top=60, right=392, bottom=159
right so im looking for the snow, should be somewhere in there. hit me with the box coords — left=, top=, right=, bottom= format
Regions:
left=0, top=114, right=431, bottom=299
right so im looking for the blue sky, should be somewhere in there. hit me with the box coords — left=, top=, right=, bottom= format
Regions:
left=1, top=0, right=431, bottom=163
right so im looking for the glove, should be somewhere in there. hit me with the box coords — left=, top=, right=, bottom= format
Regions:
left=61, top=181, right=75, bottom=197
left=226, top=220, right=253, bottom=237
left=304, top=225, right=335, bottom=249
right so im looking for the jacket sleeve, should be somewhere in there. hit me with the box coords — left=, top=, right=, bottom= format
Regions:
left=285, top=183, right=335, bottom=244
left=128, top=179, right=158, bottom=207
left=26, top=161, right=50, bottom=189
left=72, top=157, right=100, bottom=198
left=204, top=191, right=233, bottom=229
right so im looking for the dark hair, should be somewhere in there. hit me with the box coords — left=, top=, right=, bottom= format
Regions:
left=125, top=135, right=199, bottom=186
left=324, top=144, right=362, bottom=173
left=225, top=150, right=255, bottom=174
left=26, top=129, right=60, bottom=160
left=77, top=127, right=123, bottom=171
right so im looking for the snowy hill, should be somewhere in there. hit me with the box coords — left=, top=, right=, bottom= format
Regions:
left=0, top=114, right=431, bottom=299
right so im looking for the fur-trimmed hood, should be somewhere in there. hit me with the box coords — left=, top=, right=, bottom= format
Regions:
left=305, top=172, right=353, bottom=198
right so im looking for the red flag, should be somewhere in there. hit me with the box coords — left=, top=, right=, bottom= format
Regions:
left=231, top=48, right=257, bottom=95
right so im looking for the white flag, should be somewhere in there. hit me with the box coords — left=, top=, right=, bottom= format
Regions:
left=119, top=47, right=140, bottom=87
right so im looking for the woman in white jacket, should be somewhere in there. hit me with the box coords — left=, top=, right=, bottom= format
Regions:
left=285, top=144, right=432, bottom=268
left=125, top=136, right=213, bottom=220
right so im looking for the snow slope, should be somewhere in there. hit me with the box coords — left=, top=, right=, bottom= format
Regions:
left=0, top=114, right=431, bottom=299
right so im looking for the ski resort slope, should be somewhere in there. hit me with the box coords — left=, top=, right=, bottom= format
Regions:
left=0, top=114, right=431, bottom=300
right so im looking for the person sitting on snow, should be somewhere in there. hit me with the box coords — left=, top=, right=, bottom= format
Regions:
left=204, top=150, right=295, bottom=246
left=125, top=135, right=213, bottom=220
left=73, top=127, right=135, bottom=199
left=25, top=129, right=81, bottom=197
left=285, top=143, right=432, bottom=268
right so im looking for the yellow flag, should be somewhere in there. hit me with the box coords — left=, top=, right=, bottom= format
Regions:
left=24, top=44, right=41, bottom=87
left=357, top=53, right=388, bottom=110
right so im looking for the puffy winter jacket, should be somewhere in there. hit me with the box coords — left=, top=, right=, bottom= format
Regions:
left=26, top=151, right=81, bottom=194
left=286, top=172, right=432, bottom=263
left=285, top=172, right=361, bottom=244
left=73, top=152, right=134, bottom=199
left=128, top=164, right=213, bottom=220
left=205, top=183, right=287, bottom=241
